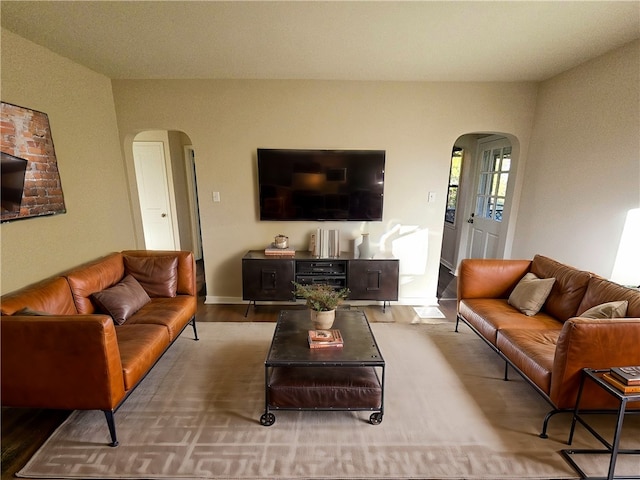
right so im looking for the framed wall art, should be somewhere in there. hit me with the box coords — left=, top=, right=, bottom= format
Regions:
left=1, top=102, right=66, bottom=223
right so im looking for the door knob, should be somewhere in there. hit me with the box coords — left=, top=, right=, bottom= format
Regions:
left=161, top=213, right=167, bottom=218
left=467, top=213, right=474, bottom=224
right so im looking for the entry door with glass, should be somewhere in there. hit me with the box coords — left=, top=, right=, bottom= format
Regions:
left=467, top=138, right=512, bottom=259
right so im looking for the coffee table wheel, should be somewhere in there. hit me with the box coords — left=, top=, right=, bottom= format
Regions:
left=260, top=412, right=276, bottom=426
left=369, top=412, right=383, bottom=425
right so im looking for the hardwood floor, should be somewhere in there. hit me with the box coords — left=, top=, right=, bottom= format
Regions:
left=1, top=300, right=457, bottom=480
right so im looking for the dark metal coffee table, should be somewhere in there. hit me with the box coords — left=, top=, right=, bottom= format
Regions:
left=260, top=309, right=385, bottom=426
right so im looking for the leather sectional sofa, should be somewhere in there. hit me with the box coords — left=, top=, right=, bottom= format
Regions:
left=0, top=250, right=198, bottom=447
left=456, top=254, right=640, bottom=436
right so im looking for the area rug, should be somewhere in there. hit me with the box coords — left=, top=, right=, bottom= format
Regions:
left=17, top=321, right=640, bottom=479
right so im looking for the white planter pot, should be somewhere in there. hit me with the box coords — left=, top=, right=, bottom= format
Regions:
left=310, top=309, right=336, bottom=330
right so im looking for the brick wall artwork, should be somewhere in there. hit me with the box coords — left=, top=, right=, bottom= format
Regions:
left=1, top=102, right=66, bottom=223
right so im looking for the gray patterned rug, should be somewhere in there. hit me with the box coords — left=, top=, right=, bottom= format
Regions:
left=17, top=320, right=640, bottom=479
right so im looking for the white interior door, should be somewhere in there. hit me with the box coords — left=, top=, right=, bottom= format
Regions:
left=466, top=137, right=512, bottom=259
left=133, top=141, right=179, bottom=250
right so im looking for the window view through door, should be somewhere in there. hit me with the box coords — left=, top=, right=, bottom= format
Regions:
left=476, top=146, right=511, bottom=222
left=445, top=147, right=463, bottom=225
left=467, top=137, right=513, bottom=259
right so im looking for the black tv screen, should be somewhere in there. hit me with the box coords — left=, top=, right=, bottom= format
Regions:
left=258, top=149, right=385, bottom=221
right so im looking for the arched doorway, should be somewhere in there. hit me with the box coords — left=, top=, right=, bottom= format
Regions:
left=437, top=133, right=519, bottom=299
left=131, top=130, right=203, bottom=259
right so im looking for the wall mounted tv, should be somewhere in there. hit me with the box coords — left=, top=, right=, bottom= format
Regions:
left=258, top=149, right=385, bottom=221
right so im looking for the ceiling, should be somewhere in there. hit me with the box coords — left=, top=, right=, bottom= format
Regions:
left=1, top=1, right=639, bottom=82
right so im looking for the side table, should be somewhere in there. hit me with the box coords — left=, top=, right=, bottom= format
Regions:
left=561, top=368, right=640, bottom=480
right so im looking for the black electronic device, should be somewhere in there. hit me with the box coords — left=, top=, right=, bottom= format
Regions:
left=1, top=152, right=27, bottom=212
left=257, top=148, right=385, bottom=221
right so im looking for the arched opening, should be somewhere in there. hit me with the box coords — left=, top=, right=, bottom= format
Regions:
left=126, top=130, right=205, bottom=295
left=437, top=133, right=520, bottom=299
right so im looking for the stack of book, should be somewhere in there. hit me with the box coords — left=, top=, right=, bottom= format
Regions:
left=264, top=244, right=295, bottom=257
left=312, top=228, right=340, bottom=258
left=308, top=329, right=344, bottom=349
left=602, top=366, right=640, bottom=394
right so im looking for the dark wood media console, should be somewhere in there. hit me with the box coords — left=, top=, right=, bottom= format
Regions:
left=242, top=250, right=399, bottom=316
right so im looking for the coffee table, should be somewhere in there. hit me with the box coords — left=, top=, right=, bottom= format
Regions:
left=260, top=309, right=385, bottom=426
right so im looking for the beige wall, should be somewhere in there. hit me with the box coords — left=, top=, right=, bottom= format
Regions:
left=513, top=40, right=640, bottom=276
left=112, top=80, right=538, bottom=303
left=0, top=29, right=136, bottom=294
left=4, top=26, right=634, bottom=301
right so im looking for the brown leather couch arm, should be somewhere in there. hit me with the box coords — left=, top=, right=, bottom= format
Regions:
left=550, top=317, right=640, bottom=409
left=1, top=315, right=126, bottom=411
left=457, top=259, right=531, bottom=303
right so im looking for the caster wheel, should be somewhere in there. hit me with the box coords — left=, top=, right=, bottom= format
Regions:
left=260, top=413, right=275, bottom=426
left=369, top=412, right=383, bottom=425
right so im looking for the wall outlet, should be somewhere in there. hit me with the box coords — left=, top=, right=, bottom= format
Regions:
left=212, top=191, right=220, bottom=203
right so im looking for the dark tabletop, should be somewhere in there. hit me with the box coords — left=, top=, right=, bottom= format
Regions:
left=265, top=309, right=385, bottom=367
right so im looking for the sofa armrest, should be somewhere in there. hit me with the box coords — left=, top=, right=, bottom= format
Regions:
left=1, top=315, right=126, bottom=411
left=457, top=259, right=531, bottom=302
left=550, top=317, right=640, bottom=409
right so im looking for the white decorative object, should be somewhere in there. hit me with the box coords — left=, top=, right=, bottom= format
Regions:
left=274, top=235, right=288, bottom=249
left=313, top=228, right=340, bottom=257
left=310, top=309, right=336, bottom=330
left=358, top=233, right=371, bottom=259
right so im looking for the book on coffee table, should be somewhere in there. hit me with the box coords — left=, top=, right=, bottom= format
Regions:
left=308, top=329, right=343, bottom=349
left=610, top=366, right=640, bottom=385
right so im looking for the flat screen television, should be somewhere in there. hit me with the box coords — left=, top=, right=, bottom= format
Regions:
left=257, top=149, right=385, bottom=221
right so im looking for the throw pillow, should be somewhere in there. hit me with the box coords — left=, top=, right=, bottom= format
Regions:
left=91, top=275, right=150, bottom=325
left=123, top=255, right=178, bottom=298
left=508, top=272, right=556, bottom=316
left=14, top=307, right=51, bottom=316
left=580, top=300, right=628, bottom=319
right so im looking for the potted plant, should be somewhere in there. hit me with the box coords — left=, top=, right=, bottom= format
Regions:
left=292, top=282, right=349, bottom=329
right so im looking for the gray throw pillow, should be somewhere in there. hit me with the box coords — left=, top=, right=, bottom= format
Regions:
left=14, top=307, right=51, bottom=316
left=580, top=300, right=628, bottom=319
left=508, top=272, right=556, bottom=316
left=91, top=274, right=150, bottom=325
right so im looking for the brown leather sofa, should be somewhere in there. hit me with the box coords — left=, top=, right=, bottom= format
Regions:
left=1, top=250, right=198, bottom=447
left=456, top=254, right=640, bottom=436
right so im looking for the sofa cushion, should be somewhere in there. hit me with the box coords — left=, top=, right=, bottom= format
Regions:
left=496, top=329, right=559, bottom=395
left=577, top=276, right=640, bottom=318
left=0, top=277, right=77, bottom=316
left=580, top=300, right=628, bottom=319
left=459, top=299, right=562, bottom=346
left=531, top=255, right=592, bottom=321
left=508, top=273, right=555, bottom=316
left=114, top=324, right=170, bottom=390
left=91, top=275, right=151, bottom=325
left=65, top=253, right=125, bottom=314
left=126, top=296, right=197, bottom=341
left=124, top=255, right=178, bottom=298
